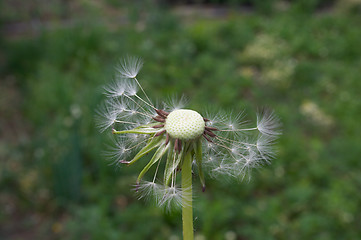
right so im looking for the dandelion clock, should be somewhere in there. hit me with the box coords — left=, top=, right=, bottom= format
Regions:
left=96, top=56, right=281, bottom=240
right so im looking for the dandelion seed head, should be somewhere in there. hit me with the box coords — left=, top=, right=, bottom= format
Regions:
left=97, top=55, right=281, bottom=210
left=165, top=109, right=205, bottom=140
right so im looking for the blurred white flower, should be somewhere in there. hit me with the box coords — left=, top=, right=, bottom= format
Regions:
left=300, top=100, right=334, bottom=127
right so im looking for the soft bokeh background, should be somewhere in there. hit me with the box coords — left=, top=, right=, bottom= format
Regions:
left=1, top=0, right=361, bottom=239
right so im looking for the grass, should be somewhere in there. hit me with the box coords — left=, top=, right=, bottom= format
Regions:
left=1, top=1, right=361, bottom=239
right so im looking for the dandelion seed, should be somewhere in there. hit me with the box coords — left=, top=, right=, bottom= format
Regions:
left=257, top=109, right=281, bottom=137
left=95, top=101, right=117, bottom=132
left=125, top=81, right=138, bottom=96
left=163, top=95, right=188, bottom=112
left=159, top=185, right=192, bottom=211
left=117, top=56, right=143, bottom=79
left=104, top=79, right=127, bottom=97
left=136, top=181, right=163, bottom=202
left=107, top=98, right=126, bottom=113
left=103, top=137, right=130, bottom=164
left=256, top=135, right=276, bottom=163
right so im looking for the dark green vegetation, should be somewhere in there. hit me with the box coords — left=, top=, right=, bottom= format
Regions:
left=1, top=1, right=361, bottom=239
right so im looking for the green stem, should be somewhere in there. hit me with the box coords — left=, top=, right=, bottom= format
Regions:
left=182, top=152, right=193, bottom=240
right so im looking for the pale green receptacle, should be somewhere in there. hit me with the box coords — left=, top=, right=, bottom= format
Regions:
left=165, top=109, right=205, bottom=141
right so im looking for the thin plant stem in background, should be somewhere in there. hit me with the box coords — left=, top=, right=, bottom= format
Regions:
left=96, top=56, right=281, bottom=239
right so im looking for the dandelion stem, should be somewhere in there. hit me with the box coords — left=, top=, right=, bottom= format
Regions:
left=182, top=151, right=193, bottom=240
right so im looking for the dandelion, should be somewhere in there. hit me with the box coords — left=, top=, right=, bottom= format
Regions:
left=96, top=56, right=281, bottom=240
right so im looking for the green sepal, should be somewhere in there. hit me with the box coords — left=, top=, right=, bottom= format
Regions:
left=137, top=142, right=169, bottom=183
left=164, top=141, right=174, bottom=185
left=164, top=142, right=186, bottom=186
left=127, top=136, right=163, bottom=166
left=113, top=123, right=160, bottom=135
left=194, top=138, right=205, bottom=190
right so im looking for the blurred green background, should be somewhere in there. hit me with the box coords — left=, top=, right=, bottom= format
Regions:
left=1, top=0, right=361, bottom=239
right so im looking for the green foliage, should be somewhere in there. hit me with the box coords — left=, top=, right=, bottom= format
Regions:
left=1, top=1, right=361, bottom=239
